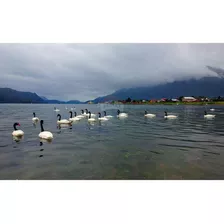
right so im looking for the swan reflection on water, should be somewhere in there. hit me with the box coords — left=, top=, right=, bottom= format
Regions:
left=57, top=123, right=72, bottom=129
left=13, top=135, right=24, bottom=143
left=57, top=123, right=72, bottom=134
left=39, top=138, right=53, bottom=143
left=33, top=121, right=38, bottom=128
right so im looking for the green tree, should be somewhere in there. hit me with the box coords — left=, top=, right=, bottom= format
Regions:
left=178, top=96, right=184, bottom=101
left=126, top=97, right=132, bottom=103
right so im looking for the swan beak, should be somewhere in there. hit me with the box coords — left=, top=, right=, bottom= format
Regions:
left=18, top=123, right=21, bottom=126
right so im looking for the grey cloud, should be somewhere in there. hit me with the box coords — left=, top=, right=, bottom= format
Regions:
left=0, top=43, right=223, bottom=101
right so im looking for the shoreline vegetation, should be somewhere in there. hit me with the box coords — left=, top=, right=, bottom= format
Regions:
left=108, top=101, right=224, bottom=105
left=1, top=101, right=224, bottom=105
left=104, top=96, right=224, bottom=106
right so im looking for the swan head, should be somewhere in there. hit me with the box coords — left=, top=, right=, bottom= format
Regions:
left=33, top=112, right=36, bottom=117
left=40, top=120, right=44, bottom=124
left=98, top=112, right=101, bottom=118
left=13, top=122, right=20, bottom=131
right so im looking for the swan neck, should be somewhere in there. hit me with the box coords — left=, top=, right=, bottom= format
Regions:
left=13, top=123, right=17, bottom=130
left=70, top=111, right=72, bottom=118
left=40, top=122, right=44, bottom=132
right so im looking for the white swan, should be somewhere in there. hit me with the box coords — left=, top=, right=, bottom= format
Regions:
left=39, top=120, right=53, bottom=140
left=164, top=111, right=177, bottom=119
left=68, top=111, right=81, bottom=121
left=54, top=107, right=60, bottom=112
left=84, top=109, right=96, bottom=118
left=32, top=112, right=39, bottom=122
left=88, top=111, right=96, bottom=122
left=98, top=112, right=109, bottom=121
left=83, top=109, right=89, bottom=117
left=12, top=123, right=24, bottom=137
left=144, top=111, right=156, bottom=118
left=103, top=111, right=113, bottom=118
left=76, top=110, right=85, bottom=119
left=117, top=110, right=128, bottom=118
left=57, top=114, right=72, bottom=124
left=204, top=111, right=216, bottom=119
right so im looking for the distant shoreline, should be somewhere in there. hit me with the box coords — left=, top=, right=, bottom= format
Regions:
left=109, top=101, right=224, bottom=106
left=1, top=101, right=224, bottom=105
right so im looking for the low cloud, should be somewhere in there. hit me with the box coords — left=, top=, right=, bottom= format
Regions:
left=0, top=43, right=223, bottom=101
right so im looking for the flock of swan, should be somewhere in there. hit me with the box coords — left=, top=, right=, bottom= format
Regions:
left=12, top=107, right=216, bottom=142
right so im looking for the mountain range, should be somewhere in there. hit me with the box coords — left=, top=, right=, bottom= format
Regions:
left=0, top=76, right=224, bottom=103
left=0, top=88, right=83, bottom=104
left=92, top=76, right=224, bottom=103
left=0, top=88, right=45, bottom=103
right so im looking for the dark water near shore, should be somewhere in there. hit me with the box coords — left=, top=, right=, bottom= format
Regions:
left=0, top=103, right=224, bottom=179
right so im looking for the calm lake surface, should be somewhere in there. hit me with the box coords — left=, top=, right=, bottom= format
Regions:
left=0, top=103, right=224, bottom=179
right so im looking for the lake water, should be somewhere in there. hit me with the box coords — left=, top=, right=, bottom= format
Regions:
left=0, top=103, right=224, bottom=179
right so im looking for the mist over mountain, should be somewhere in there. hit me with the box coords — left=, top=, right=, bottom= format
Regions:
left=1, top=76, right=224, bottom=104
left=92, top=76, right=224, bottom=103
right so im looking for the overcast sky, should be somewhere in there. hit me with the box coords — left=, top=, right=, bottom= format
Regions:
left=0, top=43, right=223, bottom=101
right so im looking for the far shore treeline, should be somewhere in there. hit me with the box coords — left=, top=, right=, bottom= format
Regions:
left=0, top=86, right=224, bottom=105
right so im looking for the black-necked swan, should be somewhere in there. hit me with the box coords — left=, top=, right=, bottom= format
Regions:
left=85, top=109, right=96, bottom=118
left=144, top=111, right=156, bottom=118
left=103, top=111, right=113, bottom=118
left=98, top=112, right=109, bottom=121
left=204, top=111, right=215, bottom=118
left=69, top=111, right=81, bottom=121
left=32, top=112, right=39, bottom=122
left=57, top=114, right=72, bottom=124
left=39, top=120, right=53, bottom=140
left=117, top=110, right=128, bottom=118
left=76, top=110, right=85, bottom=119
left=54, top=107, right=60, bottom=112
left=164, top=111, right=177, bottom=119
left=12, top=123, right=24, bottom=137
left=88, top=111, right=96, bottom=122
